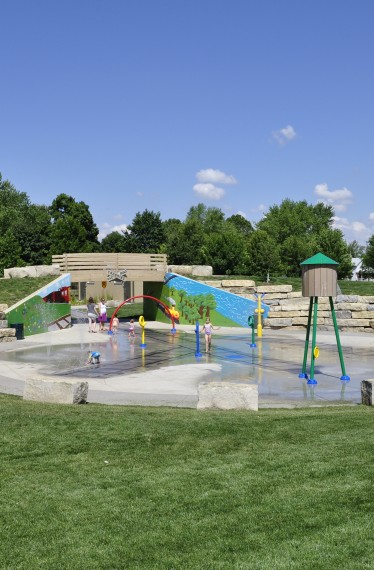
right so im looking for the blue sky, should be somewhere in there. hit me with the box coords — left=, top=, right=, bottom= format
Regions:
left=1, top=0, right=373, bottom=244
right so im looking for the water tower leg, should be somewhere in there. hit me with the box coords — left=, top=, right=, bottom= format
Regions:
left=300, top=297, right=313, bottom=378
left=329, top=297, right=350, bottom=380
left=308, top=296, right=318, bottom=384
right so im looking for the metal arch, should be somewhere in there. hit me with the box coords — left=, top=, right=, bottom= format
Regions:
left=109, top=295, right=176, bottom=332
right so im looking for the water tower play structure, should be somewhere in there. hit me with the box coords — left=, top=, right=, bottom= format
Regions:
left=298, top=252, right=350, bottom=384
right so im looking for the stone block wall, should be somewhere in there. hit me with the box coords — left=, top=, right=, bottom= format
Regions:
left=201, top=281, right=374, bottom=333
left=0, top=305, right=17, bottom=343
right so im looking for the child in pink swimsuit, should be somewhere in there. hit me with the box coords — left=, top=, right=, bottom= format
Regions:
left=128, top=319, right=135, bottom=338
left=202, top=318, right=214, bottom=353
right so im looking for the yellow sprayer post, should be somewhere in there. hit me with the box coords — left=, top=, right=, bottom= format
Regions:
left=255, top=294, right=265, bottom=338
left=139, top=315, right=147, bottom=348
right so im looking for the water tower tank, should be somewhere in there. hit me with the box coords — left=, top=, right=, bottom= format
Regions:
left=301, top=253, right=339, bottom=297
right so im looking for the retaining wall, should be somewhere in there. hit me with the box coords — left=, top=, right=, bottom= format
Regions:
left=201, top=281, right=374, bottom=333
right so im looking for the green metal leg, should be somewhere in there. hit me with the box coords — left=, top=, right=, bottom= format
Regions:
left=308, top=297, right=318, bottom=384
left=300, top=297, right=313, bottom=378
left=329, top=297, right=350, bottom=380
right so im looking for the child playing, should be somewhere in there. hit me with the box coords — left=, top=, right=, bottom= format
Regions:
left=112, top=316, right=119, bottom=334
left=202, top=317, right=214, bottom=353
left=128, top=319, right=136, bottom=338
left=87, top=350, right=100, bottom=365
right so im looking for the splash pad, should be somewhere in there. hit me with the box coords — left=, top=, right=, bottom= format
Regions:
left=0, top=321, right=372, bottom=408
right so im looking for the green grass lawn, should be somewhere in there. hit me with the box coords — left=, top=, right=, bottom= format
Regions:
left=107, top=302, right=144, bottom=319
left=0, top=277, right=54, bottom=307
left=1, top=396, right=373, bottom=569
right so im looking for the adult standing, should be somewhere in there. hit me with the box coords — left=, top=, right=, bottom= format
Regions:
left=98, top=298, right=108, bottom=332
left=87, top=297, right=99, bottom=333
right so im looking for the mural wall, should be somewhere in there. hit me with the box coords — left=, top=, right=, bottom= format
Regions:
left=6, top=274, right=71, bottom=336
left=144, top=273, right=269, bottom=327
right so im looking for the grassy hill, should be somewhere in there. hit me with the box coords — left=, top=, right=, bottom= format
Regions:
left=0, top=277, right=55, bottom=308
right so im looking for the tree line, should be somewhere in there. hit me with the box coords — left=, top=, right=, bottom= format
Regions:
left=1, top=172, right=373, bottom=279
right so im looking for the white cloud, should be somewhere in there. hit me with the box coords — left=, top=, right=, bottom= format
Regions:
left=193, top=183, right=225, bottom=200
left=237, top=210, right=248, bottom=218
left=251, top=203, right=266, bottom=213
left=99, top=223, right=128, bottom=241
left=272, top=125, right=297, bottom=145
left=196, top=168, right=237, bottom=185
left=333, top=216, right=370, bottom=243
left=314, top=183, right=352, bottom=212
left=369, top=212, right=374, bottom=221
left=136, top=191, right=143, bottom=197
left=113, top=213, right=123, bottom=221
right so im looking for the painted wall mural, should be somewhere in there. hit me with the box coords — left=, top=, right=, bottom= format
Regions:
left=144, top=273, right=269, bottom=327
left=6, top=274, right=72, bottom=336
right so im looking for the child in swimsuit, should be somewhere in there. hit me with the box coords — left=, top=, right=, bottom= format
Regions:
left=112, top=316, right=119, bottom=334
left=202, top=318, right=214, bottom=353
left=128, top=319, right=135, bottom=338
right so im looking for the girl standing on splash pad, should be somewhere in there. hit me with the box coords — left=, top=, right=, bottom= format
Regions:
left=128, top=319, right=136, bottom=338
left=202, top=317, right=215, bottom=353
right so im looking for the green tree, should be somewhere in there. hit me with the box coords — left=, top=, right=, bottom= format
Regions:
left=226, top=214, right=254, bottom=236
left=167, top=220, right=206, bottom=265
left=280, top=235, right=315, bottom=277
left=0, top=173, right=52, bottom=273
left=17, top=204, right=52, bottom=265
left=101, top=231, right=127, bottom=253
left=49, top=194, right=100, bottom=254
left=185, top=203, right=208, bottom=225
left=347, top=240, right=366, bottom=258
left=123, top=210, right=164, bottom=253
left=0, top=231, right=23, bottom=274
left=362, top=235, right=374, bottom=273
left=313, top=228, right=352, bottom=279
left=205, top=228, right=245, bottom=275
left=257, top=199, right=334, bottom=243
left=245, top=230, right=282, bottom=279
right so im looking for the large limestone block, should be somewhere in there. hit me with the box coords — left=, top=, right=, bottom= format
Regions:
left=197, top=382, right=258, bottom=411
left=167, top=265, right=193, bottom=275
left=287, top=292, right=303, bottom=298
left=192, top=265, right=213, bottom=276
left=256, top=285, right=292, bottom=293
left=267, top=318, right=293, bottom=327
left=292, top=317, right=325, bottom=325
left=271, top=311, right=306, bottom=318
left=336, top=295, right=359, bottom=303
left=351, top=311, right=374, bottom=319
left=279, top=299, right=310, bottom=308
left=325, top=318, right=370, bottom=327
left=221, top=280, right=255, bottom=288
left=24, top=375, right=88, bottom=404
left=0, top=328, right=16, bottom=338
left=359, top=296, right=374, bottom=304
left=261, top=293, right=288, bottom=300
left=201, top=281, right=222, bottom=288
left=361, top=380, right=374, bottom=405
left=335, top=303, right=367, bottom=311
left=6, top=265, right=60, bottom=278
left=0, top=304, right=8, bottom=312
left=335, top=310, right=352, bottom=319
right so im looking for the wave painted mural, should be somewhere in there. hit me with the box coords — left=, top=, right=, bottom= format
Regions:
left=144, top=273, right=269, bottom=327
left=6, top=274, right=71, bottom=337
